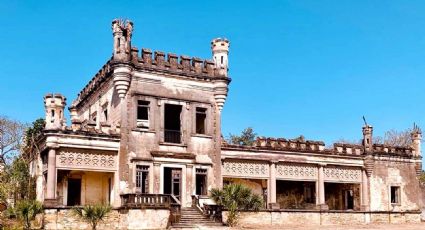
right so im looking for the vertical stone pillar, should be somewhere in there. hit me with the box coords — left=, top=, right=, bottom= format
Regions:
left=186, top=164, right=194, bottom=207
left=317, top=163, right=328, bottom=210
left=361, top=169, right=370, bottom=211
left=46, top=148, right=57, bottom=199
left=153, top=162, right=161, bottom=193
left=268, top=161, right=277, bottom=208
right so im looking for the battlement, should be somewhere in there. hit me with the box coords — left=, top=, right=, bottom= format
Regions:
left=44, top=93, right=66, bottom=106
left=71, top=59, right=112, bottom=109
left=333, top=143, right=364, bottom=155
left=131, top=47, right=227, bottom=78
left=371, top=144, right=414, bottom=156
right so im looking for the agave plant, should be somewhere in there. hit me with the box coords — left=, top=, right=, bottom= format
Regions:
left=72, top=204, right=112, bottom=230
left=210, top=183, right=263, bottom=226
left=14, top=200, right=43, bottom=230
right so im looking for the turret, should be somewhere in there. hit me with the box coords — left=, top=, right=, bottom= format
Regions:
left=111, top=19, right=133, bottom=99
left=362, top=124, right=373, bottom=153
left=44, top=93, right=66, bottom=130
left=411, top=123, right=422, bottom=157
left=112, top=19, right=133, bottom=61
left=211, top=38, right=230, bottom=77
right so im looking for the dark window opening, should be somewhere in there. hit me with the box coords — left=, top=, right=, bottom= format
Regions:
left=196, top=108, right=207, bottom=134
left=304, top=184, right=315, bottom=203
left=221, top=56, right=224, bottom=64
left=196, top=169, right=207, bottom=195
left=103, top=109, right=108, bottom=122
left=391, top=186, right=400, bottom=204
left=136, top=165, right=149, bottom=193
left=164, top=104, right=182, bottom=143
left=164, top=168, right=181, bottom=201
left=137, top=100, right=150, bottom=128
left=67, top=178, right=81, bottom=206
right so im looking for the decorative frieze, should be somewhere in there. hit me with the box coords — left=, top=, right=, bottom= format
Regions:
left=276, top=163, right=318, bottom=181
left=222, top=161, right=269, bottom=178
left=56, top=151, right=117, bottom=171
left=323, top=166, right=361, bottom=183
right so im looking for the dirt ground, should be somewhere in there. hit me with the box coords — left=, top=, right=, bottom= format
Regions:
left=233, top=223, right=425, bottom=230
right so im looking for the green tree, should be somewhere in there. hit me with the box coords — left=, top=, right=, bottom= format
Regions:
left=73, top=204, right=112, bottom=230
left=228, top=127, right=257, bottom=146
left=210, top=184, right=263, bottom=226
left=14, top=200, right=43, bottom=230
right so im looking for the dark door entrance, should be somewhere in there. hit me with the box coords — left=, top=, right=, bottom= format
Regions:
left=164, top=168, right=182, bottom=201
left=344, top=190, right=354, bottom=210
left=67, top=178, right=81, bottom=206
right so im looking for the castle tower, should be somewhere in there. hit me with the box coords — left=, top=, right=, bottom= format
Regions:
left=112, top=19, right=133, bottom=61
left=411, top=124, right=422, bottom=157
left=44, top=93, right=66, bottom=130
left=362, top=124, right=373, bottom=153
left=111, top=19, right=133, bottom=99
left=211, top=38, right=230, bottom=77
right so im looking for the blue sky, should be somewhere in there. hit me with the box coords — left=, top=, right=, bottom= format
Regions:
left=1, top=1, right=425, bottom=153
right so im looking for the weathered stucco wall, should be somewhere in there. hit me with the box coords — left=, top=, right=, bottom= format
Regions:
left=369, top=161, right=421, bottom=211
left=222, top=210, right=422, bottom=227
left=43, top=208, right=170, bottom=230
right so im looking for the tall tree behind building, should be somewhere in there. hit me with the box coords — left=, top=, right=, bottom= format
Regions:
left=227, top=127, right=257, bottom=146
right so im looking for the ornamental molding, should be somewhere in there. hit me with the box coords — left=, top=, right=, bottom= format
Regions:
left=324, top=166, right=361, bottom=183
left=56, top=151, right=117, bottom=171
left=276, top=163, right=318, bottom=181
left=222, top=161, right=269, bottom=178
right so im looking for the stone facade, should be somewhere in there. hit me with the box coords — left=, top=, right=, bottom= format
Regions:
left=30, top=19, right=423, bottom=228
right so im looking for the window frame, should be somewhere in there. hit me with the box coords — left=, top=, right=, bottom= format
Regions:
left=390, top=186, right=401, bottom=205
left=195, top=107, right=207, bottom=134
left=136, top=100, right=150, bottom=129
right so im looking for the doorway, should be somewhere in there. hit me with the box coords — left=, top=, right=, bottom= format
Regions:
left=67, top=178, right=81, bottom=206
left=164, top=168, right=182, bottom=201
left=344, top=190, right=354, bottom=210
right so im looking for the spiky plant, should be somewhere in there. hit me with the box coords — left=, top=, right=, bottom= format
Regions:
left=14, top=200, right=43, bottom=230
left=210, top=184, right=263, bottom=226
left=72, top=204, right=112, bottom=230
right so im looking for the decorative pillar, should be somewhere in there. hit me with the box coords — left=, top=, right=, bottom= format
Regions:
left=186, top=164, right=194, bottom=207
left=153, top=162, right=161, bottom=193
left=361, top=169, right=370, bottom=211
left=46, top=148, right=57, bottom=200
left=268, top=161, right=277, bottom=209
left=317, top=163, right=328, bottom=210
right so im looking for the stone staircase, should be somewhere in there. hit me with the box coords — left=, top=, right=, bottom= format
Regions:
left=170, top=207, right=226, bottom=229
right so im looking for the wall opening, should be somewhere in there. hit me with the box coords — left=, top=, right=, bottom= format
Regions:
left=164, top=167, right=182, bottom=201
left=137, top=100, right=150, bottom=128
left=390, top=186, right=400, bottom=204
left=136, top=165, right=149, bottom=193
left=67, top=178, right=81, bottom=206
left=276, top=180, right=316, bottom=209
left=195, top=169, right=207, bottom=195
left=325, top=182, right=360, bottom=210
left=195, top=107, right=207, bottom=134
left=164, top=104, right=182, bottom=143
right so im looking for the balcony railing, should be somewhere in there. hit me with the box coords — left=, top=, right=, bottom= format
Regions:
left=121, top=193, right=181, bottom=223
left=164, top=129, right=181, bottom=143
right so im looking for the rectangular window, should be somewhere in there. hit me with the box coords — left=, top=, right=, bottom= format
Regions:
left=164, top=104, right=182, bottom=143
left=136, top=165, right=149, bottom=193
left=195, top=168, right=207, bottom=195
left=390, top=186, right=400, bottom=204
left=195, top=107, right=207, bottom=134
left=304, top=184, right=315, bottom=204
left=137, top=100, right=150, bottom=128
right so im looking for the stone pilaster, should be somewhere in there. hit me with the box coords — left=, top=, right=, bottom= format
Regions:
left=361, top=169, right=370, bottom=211
left=153, top=162, right=161, bottom=193
left=46, top=148, right=57, bottom=200
left=317, top=163, right=328, bottom=210
left=268, top=161, right=277, bottom=209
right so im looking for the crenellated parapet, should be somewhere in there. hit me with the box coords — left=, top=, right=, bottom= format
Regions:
left=71, top=60, right=112, bottom=109
left=131, top=48, right=228, bottom=79
left=333, top=143, right=364, bottom=155
left=44, top=93, right=67, bottom=130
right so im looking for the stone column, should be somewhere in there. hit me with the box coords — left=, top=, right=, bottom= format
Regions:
left=317, top=163, right=328, bottom=210
left=186, top=164, right=194, bottom=207
left=268, top=161, right=277, bottom=208
left=361, top=169, right=370, bottom=211
left=153, top=162, right=161, bottom=193
left=46, top=148, right=57, bottom=199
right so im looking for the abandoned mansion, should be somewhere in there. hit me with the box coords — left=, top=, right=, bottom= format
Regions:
left=31, top=19, right=424, bottom=229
